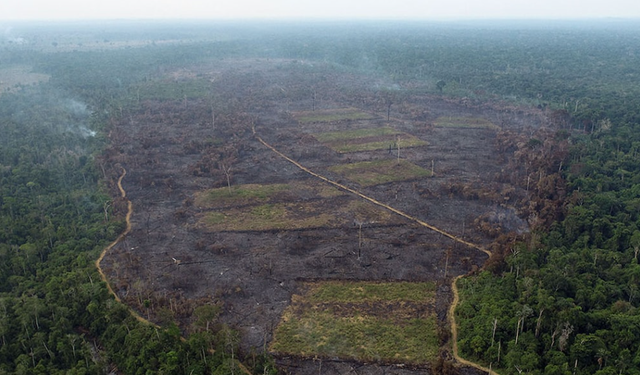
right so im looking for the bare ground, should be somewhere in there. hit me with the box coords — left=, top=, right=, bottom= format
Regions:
left=100, top=58, right=552, bottom=374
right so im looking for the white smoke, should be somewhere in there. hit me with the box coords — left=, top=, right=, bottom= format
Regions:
left=77, top=126, right=97, bottom=138
left=64, top=99, right=96, bottom=138
left=65, top=99, right=90, bottom=116
left=3, top=27, right=27, bottom=45
left=62, top=123, right=97, bottom=138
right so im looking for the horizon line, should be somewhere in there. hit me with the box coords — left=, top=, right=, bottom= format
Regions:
left=2, top=16, right=640, bottom=23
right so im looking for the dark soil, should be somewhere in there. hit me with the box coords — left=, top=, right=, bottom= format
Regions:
left=100, top=58, right=553, bottom=374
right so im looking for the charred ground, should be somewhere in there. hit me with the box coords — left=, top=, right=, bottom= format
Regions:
left=99, top=58, right=566, bottom=374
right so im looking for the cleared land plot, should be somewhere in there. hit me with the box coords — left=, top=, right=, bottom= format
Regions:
left=329, top=159, right=431, bottom=186
left=313, top=127, right=428, bottom=153
left=194, top=182, right=344, bottom=209
left=293, top=107, right=375, bottom=123
left=434, top=116, right=498, bottom=129
left=271, top=281, right=439, bottom=364
left=0, top=66, right=50, bottom=95
left=196, top=183, right=402, bottom=231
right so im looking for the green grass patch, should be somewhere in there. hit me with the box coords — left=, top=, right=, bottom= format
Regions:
left=307, top=281, right=436, bottom=303
left=199, top=198, right=398, bottom=232
left=195, top=181, right=403, bottom=231
left=294, top=107, right=375, bottom=123
left=330, top=138, right=428, bottom=153
left=434, top=116, right=498, bottom=129
left=201, top=202, right=334, bottom=231
left=194, top=182, right=345, bottom=209
left=271, top=281, right=439, bottom=364
left=313, top=127, right=399, bottom=143
left=195, top=184, right=291, bottom=208
left=205, top=212, right=225, bottom=225
left=344, top=199, right=396, bottom=223
left=313, top=127, right=428, bottom=153
left=329, top=159, right=431, bottom=186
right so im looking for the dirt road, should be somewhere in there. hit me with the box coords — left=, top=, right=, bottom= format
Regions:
left=254, top=126, right=498, bottom=375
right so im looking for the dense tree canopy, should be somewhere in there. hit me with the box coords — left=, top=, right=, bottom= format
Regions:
left=2, top=19, right=640, bottom=374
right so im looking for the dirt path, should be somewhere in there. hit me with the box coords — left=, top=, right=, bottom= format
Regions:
left=95, top=166, right=158, bottom=326
left=96, top=167, right=255, bottom=375
left=254, top=126, right=497, bottom=375
left=449, top=276, right=499, bottom=375
left=252, top=126, right=488, bottom=255
left=95, top=166, right=129, bottom=304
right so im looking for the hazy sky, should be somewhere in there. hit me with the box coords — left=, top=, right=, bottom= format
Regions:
left=2, top=0, right=640, bottom=20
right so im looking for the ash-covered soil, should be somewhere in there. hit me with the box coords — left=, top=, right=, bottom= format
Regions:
left=101, top=58, right=550, bottom=374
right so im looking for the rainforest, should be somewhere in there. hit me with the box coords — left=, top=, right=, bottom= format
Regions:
left=1, top=19, right=640, bottom=375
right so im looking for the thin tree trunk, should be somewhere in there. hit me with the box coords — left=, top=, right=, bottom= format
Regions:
left=491, top=318, right=498, bottom=346
left=535, top=309, right=544, bottom=338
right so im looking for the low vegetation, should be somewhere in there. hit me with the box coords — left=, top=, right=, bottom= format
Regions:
left=328, top=159, right=431, bottom=186
left=195, top=183, right=293, bottom=208
left=293, top=107, right=375, bottom=123
left=199, top=198, right=398, bottom=231
left=313, top=127, right=399, bottom=142
left=0, top=65, right=50, bottom=95
left=271, top=281, right=439, bottom=364
left=306, top=280, right=437, bottom=303
left=202, top=202, right=334, bottom=231
left=313, top=127, right=428, bottom=153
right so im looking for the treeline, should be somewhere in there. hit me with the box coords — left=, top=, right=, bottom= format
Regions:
left=454, top=120, right=640, bottom=374
left=269, top=23, right=640, bottom=373
left=269, top=20, right=640, bottom=375
left=285, top=21, right=640, bottom=374
left=0, top=39, right=275, bottom=374
left=4, top=20, right=640, bottom=374
left=410, top=25, right=640, bottom=375
left=272, top=21, right=640, bottom=126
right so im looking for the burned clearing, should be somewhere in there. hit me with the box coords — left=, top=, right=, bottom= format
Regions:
left=99, top=58, right=563, bottom=374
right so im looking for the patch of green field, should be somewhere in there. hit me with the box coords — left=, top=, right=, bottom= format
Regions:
left=306, top=281, right=436, bottom=303
left=195, top=182, right=344, bottom=209
left=346, top=199, right=396, bottom=223
left=195, top=184, right=291, bottom=208
left=294, top=108, right=375, bottom=123
left=205, top=211, right=226, bottom=224
left=331, top=138, right=428, bottom=153
left=201, top=202, right=335, bottom=231
left=271, top=281, right=439, bottom=364
left=329, top=159, right=431, bottom=186
left=199, top=197, right=398, bottom=231
left=196, top=180, right=404, bottom=231
left=313, top=127, right=428, bottom=153
left=434, top=116, right=498, bottom=129
left=314, top=183, right=347, bottom=198
left=132, top=79, right=211, bottom=100
left=314, top=127, right=399, bottom=143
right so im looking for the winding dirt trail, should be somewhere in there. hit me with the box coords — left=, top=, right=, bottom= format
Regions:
left=95, top=167, right=255, bottom=375
left=448, top=276, right=499, bottom=375
left=95, top=167, right=157, bottom=327
left=97, top=134, right=493, bottom=374
left=253, top=126, right=498, bottom=375
left=95, top=166, right=129, bottom=304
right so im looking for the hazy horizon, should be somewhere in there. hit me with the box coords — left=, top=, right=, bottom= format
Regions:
left=3, top=0, right=640, bottom=21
